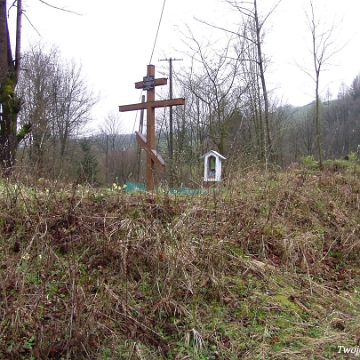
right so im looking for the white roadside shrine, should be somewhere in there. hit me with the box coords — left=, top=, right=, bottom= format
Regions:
left=201, top=150, right=226, bottom=182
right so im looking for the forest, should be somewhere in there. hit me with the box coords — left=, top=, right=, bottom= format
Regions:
left=0, top=0, right=359, bottom=187
left=15, top=52, right=360, bottom=188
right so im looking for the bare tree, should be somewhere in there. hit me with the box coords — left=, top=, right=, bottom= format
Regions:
left=95, top=111, right=124, bottom=184
left=0, top=0, right=79, bottom=169
left=196, top=0, right=281, bottom=164
left=302, top=0, right=343, bottom=168
left=17, top=45, right=63, bottom=175
left=50, top=59, right=96, bottom=160
left=299, top=105, right=317, bottom=156
left=180, top=27, right=245, bottom=155
left=228, top=0, right=283, bottom=164
left=17, top=44, right=97, bottom=178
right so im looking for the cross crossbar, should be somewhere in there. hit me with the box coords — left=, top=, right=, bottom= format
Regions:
left=119, top=98, right=185, bottom=113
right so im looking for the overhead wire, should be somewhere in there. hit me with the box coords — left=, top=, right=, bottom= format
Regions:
left=149, top=0, right=167, bottom=64
left=131, top=0, right=167, bottom=134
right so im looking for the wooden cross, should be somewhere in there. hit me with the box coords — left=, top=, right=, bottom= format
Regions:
left=119, top=65, right=185, bottom=191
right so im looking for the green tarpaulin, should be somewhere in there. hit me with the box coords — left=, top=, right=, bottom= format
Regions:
left=123, top=181, right=203, bottom=196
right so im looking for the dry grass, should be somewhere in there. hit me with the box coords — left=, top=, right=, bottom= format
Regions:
left=1, top=163, right=360, bottom=359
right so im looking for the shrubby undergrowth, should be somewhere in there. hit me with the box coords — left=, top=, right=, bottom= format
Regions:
left=1, top=163, right=360, bottom=359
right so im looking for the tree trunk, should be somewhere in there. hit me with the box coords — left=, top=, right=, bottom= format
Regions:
left=0, top=0, right=12, bottom=79
left=15, top=0, right=22, bottom=83
left=0, top=0, right=30, bottom=169
left=254, top=0, right=274, bottom=164
left=0, top=0, right=16, bottom=167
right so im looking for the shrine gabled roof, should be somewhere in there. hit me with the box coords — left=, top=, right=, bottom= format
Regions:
left=200, top=150, right=226, bottom=160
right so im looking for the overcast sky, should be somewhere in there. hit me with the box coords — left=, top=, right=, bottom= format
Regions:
left=9, top=0, right=360, bottom=133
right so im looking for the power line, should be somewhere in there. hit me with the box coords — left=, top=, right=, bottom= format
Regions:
left=149, top=0, right=167, bottom=64
left=131, top=0, right=166, bottom=136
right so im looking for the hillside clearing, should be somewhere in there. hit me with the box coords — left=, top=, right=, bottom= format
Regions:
left=1, top=164, right=360, bottom=359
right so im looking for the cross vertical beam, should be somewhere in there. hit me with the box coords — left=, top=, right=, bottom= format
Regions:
left=146, top=65, right=156, bottom=190
left=146, top=65, right=155, bottom=169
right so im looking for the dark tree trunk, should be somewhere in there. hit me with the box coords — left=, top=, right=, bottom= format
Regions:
left=0, top=0, right=13, bottom=79
left=0, top=0, right=16, bottom=168
left=0, top=0, right=30, bottom=169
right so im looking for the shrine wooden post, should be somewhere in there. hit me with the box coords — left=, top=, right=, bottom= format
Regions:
left=119, top=65, right=185, bottom=191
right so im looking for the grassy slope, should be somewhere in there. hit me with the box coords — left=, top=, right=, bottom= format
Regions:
left=1, top=162, right=360, bottom=359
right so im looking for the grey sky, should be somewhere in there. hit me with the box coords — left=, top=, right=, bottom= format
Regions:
left=10, top=0, right=360, bottom=132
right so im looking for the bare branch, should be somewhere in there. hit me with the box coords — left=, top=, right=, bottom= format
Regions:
left=223, top=0, right=282, bottom=30
left=37, top=0, right=82, bottom=15
left=8, top=1, right=17, bottom=15
left=194, top=17, right=257, bottom=45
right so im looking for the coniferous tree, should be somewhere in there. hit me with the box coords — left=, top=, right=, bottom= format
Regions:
left=77, top=139, right=98, bottom=185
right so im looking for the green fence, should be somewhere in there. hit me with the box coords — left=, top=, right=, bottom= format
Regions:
left=123, top=181, right=145, bottom=192
left=123, top=181, right=203, bottom=196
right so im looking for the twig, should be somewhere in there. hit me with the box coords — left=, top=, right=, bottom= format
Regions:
left=66, top=279, right=75, bottom=359
left=127, top=342, right=137, bottom=360
left=81, top=342, right=92, bottom=360
left=38, top=0, right=82, bottom=15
